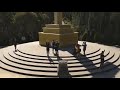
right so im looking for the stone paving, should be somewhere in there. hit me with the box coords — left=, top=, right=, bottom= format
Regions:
left=0, top=41, right=120, bottom=78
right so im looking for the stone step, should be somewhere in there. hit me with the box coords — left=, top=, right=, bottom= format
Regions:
left=0, top=52, right=119, bottom=76
left=3, top=54, right=57, bottom=68
left=0, top=54, right=119, bottom=78
left=72, top=76, right=92, bottom=78
left=68, top=53, right=115, bottom=68
left=16, top=49, right=105, bottom=60
left=70, top=55, right=120, bottom=77
left=0, top=61, right=58, bottom=77
left=71, top=64, right=120, bottom=78
left=8, top=51, right=110, bottom=65
left=1, top=41, right=120, bottom=78
left=45, top=24, right=71, bottom=28
left=5, top=50, right=114, bottom=68
left=13, top=50, right=109, bottom=61
left=11, top=51, right=111, bottom=66
left=69, top=54, right=120, bottom=72
left=2, top=51, right=117, bottom=72
left=43, top=27, right=73, bottom=34
left=6, top=49, right=109, bottom=64
left=17, top=48, right=101, bottom=58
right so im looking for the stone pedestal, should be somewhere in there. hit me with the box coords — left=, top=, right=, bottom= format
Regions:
left=38, top=24, right=78, bottom=47
left=57, top=60, right=70, bottom=78
left=38, top=12, right=78, bottom=47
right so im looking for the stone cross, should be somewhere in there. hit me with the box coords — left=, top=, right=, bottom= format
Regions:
left=54, top=12, right=62, bottom=25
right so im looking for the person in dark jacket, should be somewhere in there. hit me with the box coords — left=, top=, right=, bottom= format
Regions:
left=55, top=41, right=59, bottom=56
left=13, top=37, right=17, bottom=52
left=74, top=43, right=81, bottom=57
left=51, top=40, right=55, bottom=54
left=100, top=51, right=105, bottom=68
left=82, top=42, right=87, bottom=55
left=46, top=42, right=50, bottom=56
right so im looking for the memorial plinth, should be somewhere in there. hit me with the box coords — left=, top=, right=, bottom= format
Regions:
left=57, top=60, right=70, bottom=78
left=38, top=12, right=78, bottom=47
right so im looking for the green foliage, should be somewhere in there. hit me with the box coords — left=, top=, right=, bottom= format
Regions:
left=64, top=12, right=120, bottom=46
left=0, top=12, right=54, bottom=46
left=81, top=30, right=87, bottom=41
left=0, top=12, right=16, bottom=46
left=1, top=12, right=120, bottom=46
left=14, top=12, right=40, bottom=43
left=93, top=32, right=103, bottom=43
left=36, top=12, right=54, bottom=27
left=15, top=12, right=39, bottom=32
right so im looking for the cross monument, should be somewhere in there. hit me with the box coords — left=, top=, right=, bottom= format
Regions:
left=38, top=12, right=78, bottom=47
left=54, top=12, right=62, bottom=25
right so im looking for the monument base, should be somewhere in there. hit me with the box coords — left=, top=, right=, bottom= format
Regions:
left=39, top=32, right=78, bottom=47
left=38, top=24, right=78, bottom=47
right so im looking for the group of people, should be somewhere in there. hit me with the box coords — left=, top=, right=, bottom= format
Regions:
left=73, top=41, right=87, bottom=57
left=73, top=41, right=105, bottom=68
left=46, top=40, right=59, bottom=56
left=13, top=39, right=105, bottom=68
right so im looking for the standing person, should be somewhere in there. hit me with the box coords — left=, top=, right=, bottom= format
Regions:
left=73, top=43, right=78, bottom=55
left=74, top=43, right=81, bottom=57
left=100, top=51, right=105, bottom=69
left=51, top=40, right=55, bottom=54
left=82, top=42, right=87, bottom=55
left=73, top=46, right=76, bottom=55
left=46, top=42, right=50, bottom=56
left=76, top=44, right=81, bottom=57
left=13, top=37, right=17, bottom=52
left=55, top=41, right=59, bottom=56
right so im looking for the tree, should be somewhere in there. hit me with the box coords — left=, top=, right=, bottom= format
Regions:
left=15, top=12, right=39, bottom=43
left=0, top=12, right=16, bottom=46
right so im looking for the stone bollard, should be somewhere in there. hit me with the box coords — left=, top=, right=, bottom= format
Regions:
left=57, top=60, right=71, bottom=78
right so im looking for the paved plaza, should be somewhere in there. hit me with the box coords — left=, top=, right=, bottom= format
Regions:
left=0, top=41, right=120, bottom=78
